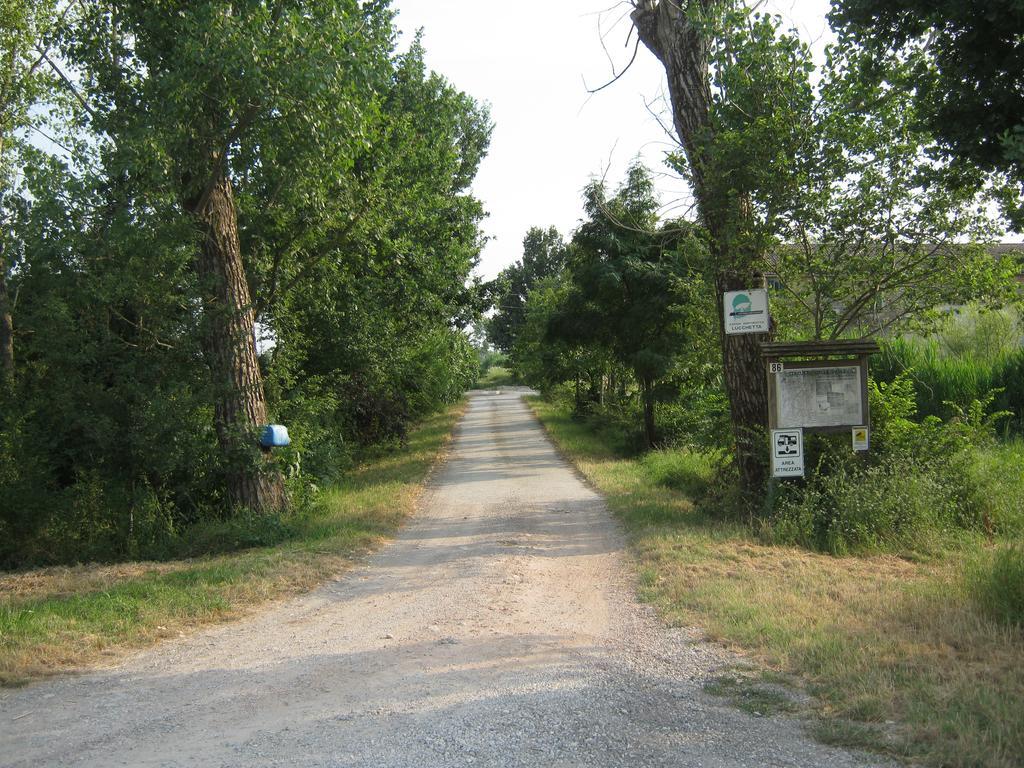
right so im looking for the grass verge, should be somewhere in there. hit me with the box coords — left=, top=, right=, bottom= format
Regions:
left=528, top=396, right=1023, bottom=768
left=0, top=402, right=465, bottom=686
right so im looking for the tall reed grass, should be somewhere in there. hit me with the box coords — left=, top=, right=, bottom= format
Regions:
left=872, top=308, right=1024, bottom=433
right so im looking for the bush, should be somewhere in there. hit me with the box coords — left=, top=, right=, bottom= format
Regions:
left=967, top=546, right=1024, bottom=629
left=477, top=348, right=508, bottom=377
left=175, top=511, right=296, bottom=558
left=0, top=321, right=475, bottom=569
left=766, top=374, right=1019, bottom=555
left=0, top=375, right=222, bottom=569
left=967, top=441, right=1024, bottom=536
left=936, top=306, right=1023, bottom=361
left=768, top=459, right=966, bottom=555
left=655, top=390, right=731, bottom=451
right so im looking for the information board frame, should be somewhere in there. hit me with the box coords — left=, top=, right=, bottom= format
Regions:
left=762, top=340, right=878, bottom=435
left=767, top=358, right=869, bottom=433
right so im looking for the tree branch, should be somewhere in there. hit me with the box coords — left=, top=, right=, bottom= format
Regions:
left=189, top=0, right=291, bottom=215
left=36, top=49, right=97, bottom=122
left=262, top=197, right=374, bottom=313
left=585, top=39, right=642, bottom=94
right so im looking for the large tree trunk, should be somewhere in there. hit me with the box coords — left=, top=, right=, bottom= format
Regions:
left=632, top=0, right=770, bottom=492
left=716, top=273, right=770, bottom=486
left=186, top=170, right=286, bottom=513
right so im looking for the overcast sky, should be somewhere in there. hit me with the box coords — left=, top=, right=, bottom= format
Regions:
left=390, top=0, right=835, bottom=279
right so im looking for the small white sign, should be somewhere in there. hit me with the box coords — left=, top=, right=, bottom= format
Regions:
left=852, top=426, right=870, bottom=452
left=724, top=289, right=770, bottom=335
left=771, top=428, right=805, bottom=478
left=768, top=361, right=785, bottom=374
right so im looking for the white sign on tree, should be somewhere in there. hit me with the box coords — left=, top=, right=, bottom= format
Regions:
left=723, top=289, right=769, bottom=334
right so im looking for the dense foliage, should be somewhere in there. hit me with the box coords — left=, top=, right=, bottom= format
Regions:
left=830, top=0, right=1024, bottom=227
left=497, top=164, right=721, bottom=450
left=0, top=2, right=490, bottom=569
left=768, top=376, right=1024, bottom=554
left=626, top=1, right=1021, bottom=491
left=546, top=166, right=706, bottom=447
left=698, top=8, right=1017, bottom=342
left=488, top=226, right=567, bottom=355
left=872, top=308, right=1024, bottom=435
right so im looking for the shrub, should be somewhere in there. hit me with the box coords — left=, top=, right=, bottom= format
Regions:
left=936, top=306, right=1022, bottom=361
left=966, top=441, right=1024, bottom=536
left=176, top=511, right=296, bottom=559
left=768, top=459, right=965, bottom=555
left=478, top=348, right=508, bottom=377
left=655, top=390, right=731, bottom=451
left=766, top=374, right=1018, bottom=555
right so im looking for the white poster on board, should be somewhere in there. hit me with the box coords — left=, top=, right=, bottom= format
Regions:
left=724, top=289, right=770, bottom=334
left=776, top=366, right=863, bottom=429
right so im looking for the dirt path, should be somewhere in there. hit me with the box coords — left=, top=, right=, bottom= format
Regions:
left=0, top=391, right=888, bottom=767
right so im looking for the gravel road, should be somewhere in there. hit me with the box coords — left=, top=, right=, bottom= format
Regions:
left=0, top=390, right=890, bottom=767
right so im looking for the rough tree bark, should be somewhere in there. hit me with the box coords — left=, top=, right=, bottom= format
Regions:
left=185, top=167, right=286, bottom=513
left=631, top=0, right=771, bottom=492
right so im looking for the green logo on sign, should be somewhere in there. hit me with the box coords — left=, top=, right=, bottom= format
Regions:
left=729, top=293, right=762, bottom=318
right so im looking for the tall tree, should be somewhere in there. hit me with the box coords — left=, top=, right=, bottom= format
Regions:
left=1, top=14, right=492, bottom=565
left=0, top=0, right=59, bottom=385
left=65, top=0, right=396, bottom=512
left=770, top=44, right=1017, bottom=340
left=680, top=9, right=1016, bottom=341
left=489, top=226, right=567, bottom=354
left=548, top=164, right=702, bottom=447
left=630, top=1, right=775, bottom=490
left=252, top=40, right=492, bottom=452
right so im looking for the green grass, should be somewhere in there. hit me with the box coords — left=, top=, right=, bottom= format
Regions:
left=970, top=440, right=1024, bottom=536
left=0, top=402, right=465, bottom=686
left=528, top=396, right=1024, bottom=768
left=473, top=366, right=518, bottom=389
left=966, top=545, right=1024, bottom=630
left=703, top=669, right=803, bottom=717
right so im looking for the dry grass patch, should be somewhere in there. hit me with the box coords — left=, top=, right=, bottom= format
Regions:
left=0, top=562, right=193, bottom=603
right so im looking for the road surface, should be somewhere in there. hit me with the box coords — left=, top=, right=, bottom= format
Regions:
left=0, top=390, right=888, bottom=767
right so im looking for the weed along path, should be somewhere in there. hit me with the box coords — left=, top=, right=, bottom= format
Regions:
left=0, top=391, right=890, bottom=768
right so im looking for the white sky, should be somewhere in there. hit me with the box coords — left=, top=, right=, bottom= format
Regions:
left=391, top=0, right=835, bottom=279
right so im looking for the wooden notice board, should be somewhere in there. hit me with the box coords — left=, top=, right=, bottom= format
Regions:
left=762, top=340, right=878, bottom=435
